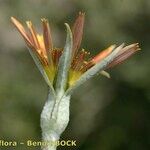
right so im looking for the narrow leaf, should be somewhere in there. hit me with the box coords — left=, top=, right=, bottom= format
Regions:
left=66, top=44, right=124, bottom=95
left=55, top=23, right=73, bottom=96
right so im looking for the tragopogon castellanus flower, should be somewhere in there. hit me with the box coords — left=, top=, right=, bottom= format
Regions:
left=11, top=12, right=140, bottom=150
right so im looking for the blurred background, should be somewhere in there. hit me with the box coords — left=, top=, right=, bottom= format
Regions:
left=0, top=0, right=150, bottom=150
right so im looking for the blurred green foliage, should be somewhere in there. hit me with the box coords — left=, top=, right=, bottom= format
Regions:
left=0, top=0, right=149, bottom=150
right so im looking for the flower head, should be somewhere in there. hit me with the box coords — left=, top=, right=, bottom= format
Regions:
left=11, top=12, right=140, bottom=94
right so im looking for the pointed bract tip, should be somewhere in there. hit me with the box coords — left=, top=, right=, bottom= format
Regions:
left=64, top=23, right=71, bottom=30
left=64, top=23, right=73, bottom=40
